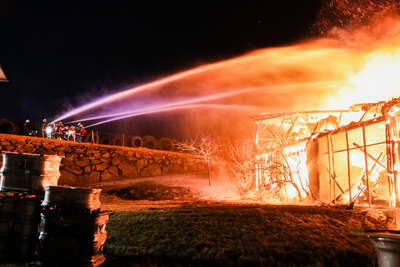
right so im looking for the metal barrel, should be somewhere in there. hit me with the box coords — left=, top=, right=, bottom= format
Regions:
left=41, top=155, right=62, bottom=188
left=39, top=209, right=111, bottom=266
left=369, top=232, right=400, bottom=267
left=0, top=194, right=16, bottom=259
left=39, top=185, right=109, bottom=265
left=42, top=186, right=102, bottom=211
left=0, top=152, right=62, bottom=193
left=0, top=194, right=40, bottom=261
left=12, top=196, right=40, bottom=261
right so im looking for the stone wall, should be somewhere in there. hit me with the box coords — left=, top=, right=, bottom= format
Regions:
left=0, top=134, right=207, bottom=186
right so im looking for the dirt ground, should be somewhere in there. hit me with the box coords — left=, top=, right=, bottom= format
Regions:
left=98, top=174, right=389, bottom=267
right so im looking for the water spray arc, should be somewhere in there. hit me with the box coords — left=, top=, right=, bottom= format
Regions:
left=70, top=80, right=342, bottom=127
left=53, top=38, right=353, bottom=125
left=84, top=87, right=268, bottom=128
left=71, top=104, right=259, bottom=124
left=52, top=49, right=294, bottom=123
left=86, top=104, right=261, bottom=128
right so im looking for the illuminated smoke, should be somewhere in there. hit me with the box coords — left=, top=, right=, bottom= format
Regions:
left=52, top=51, right=296, bottom=123
left=53, top=40, right=354, bottom=127
left=53, top=1, right=400, bottom=140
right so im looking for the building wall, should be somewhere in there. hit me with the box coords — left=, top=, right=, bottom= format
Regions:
left=312, top=120, right=389, bottom=205
left=0, top=134, right=207, bottom=186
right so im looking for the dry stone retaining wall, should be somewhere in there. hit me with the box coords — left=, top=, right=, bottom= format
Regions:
left=0, top=134, right=207, bottom=186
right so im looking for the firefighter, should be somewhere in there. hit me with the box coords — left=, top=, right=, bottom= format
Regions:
left=55, top=121, right=65, bottom=140
left=46, top=122, right=55, bottom=139
left=41, top=118, right=48, bottom=138
left=66, top=125, right=76, bottom=141
left=24, top=119, right=36, bottom=136
left=76, top=122, right=86, bottom=142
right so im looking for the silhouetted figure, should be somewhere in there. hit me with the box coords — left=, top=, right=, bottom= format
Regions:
left=54, top=121, right=65, bottom=140
left=76, top=123, right=86, bottom=142
left=65, top=125, right=76, bottom=141
left=41, top=118, right=48, bottom=138
left=46, top=122, right=55, bottom=139
left=24, top=119, right=36, bottom=136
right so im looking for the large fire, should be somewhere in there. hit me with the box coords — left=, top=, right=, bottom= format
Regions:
left=250, top=11, right=400, bottom=207
left=325, top=46, right=400, bottom=109
left=46, top=0, right=400, bottom=213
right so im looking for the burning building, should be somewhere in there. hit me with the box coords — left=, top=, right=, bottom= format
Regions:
left=253, top=98, right=400, bottom=208
left=0, top=65, right=7, bottom=82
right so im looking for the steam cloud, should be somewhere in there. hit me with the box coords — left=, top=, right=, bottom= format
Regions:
left=56, top=1, right=400, bottom=140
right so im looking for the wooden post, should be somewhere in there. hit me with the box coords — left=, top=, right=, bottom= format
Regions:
left=362, top=126, right=371, bottom=207
left=338, top=112, right=343, bottom=125
left=327, top=135, right=332, bottom=202
left=330, top=135, right=337, bottom=203
left=345, top=131, right=352, bottom=206
left=392, top=138, right=399, bottom=207
left=385, top=122, right=394, bottom=207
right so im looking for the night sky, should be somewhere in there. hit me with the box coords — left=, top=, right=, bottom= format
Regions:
left=0, top=1, right=323, bottom=137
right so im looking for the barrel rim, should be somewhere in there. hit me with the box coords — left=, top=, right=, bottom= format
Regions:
left=2, top=151, right=64, bottom=159
left=43, top=185, right=102, bottom=194
left=42, top=154, right=64, bottom=160
left=2, top=151, right=42, bottom=158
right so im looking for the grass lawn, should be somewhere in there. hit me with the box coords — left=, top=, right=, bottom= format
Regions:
left=102, top=202, right=386, bottom=266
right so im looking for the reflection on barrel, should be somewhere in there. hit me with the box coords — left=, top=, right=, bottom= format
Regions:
left=0, top=193, right=40, bottom=261
left=42, top=186, right=102, bottom=211
left=0, top=153, right=62, bottom=193
left=39, top=186, right=110, bottom=266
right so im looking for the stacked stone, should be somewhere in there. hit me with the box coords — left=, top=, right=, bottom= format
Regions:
left=0, top=134, right=207, bottom=187
left=61, top=148, right=207, bottom=186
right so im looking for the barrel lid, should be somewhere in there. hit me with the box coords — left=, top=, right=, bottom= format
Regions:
left=352, top=229, right=400, bottom=239
left=3, top=152, right=42, bottom=159
left=42, top=155, right=63, bottom=160
left=3, top=152, right=64, bottom=160
left=43, top=185, right=102, bottom=194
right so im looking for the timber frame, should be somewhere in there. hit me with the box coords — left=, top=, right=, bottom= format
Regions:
left=253, top=98, right=400, bottom=207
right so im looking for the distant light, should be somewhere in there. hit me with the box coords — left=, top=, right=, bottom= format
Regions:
left=46, top=126, right=53, bottom=135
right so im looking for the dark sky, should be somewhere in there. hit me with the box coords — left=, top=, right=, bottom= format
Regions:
left=0, top=1, right=323, bottom=135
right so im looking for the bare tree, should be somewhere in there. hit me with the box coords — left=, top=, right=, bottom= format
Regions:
left=226, top=124, right=311, bottom=202
left=226, top=139, right=258, bottom=195
left=261, top=125, right=310, bottom=201
left=176, top=137, right=218, bottom=186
